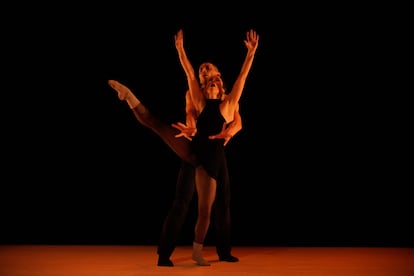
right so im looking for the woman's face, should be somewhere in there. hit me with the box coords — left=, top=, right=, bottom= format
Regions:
left=203, top=75, right=224, bottom=99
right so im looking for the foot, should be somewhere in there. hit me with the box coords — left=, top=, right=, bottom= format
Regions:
left=108, top=80, right=131, bottom=101
left=192, top=253, right=211, bottom=266
left=219, top=254, right=239, bottom=262
left=157, top=256, right=174, bottom=267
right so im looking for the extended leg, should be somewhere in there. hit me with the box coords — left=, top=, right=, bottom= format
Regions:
left=108, top=80, right=200, bottom=167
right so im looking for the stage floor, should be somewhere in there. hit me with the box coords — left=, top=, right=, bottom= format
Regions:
left=1, top=245, right=413, bottom=275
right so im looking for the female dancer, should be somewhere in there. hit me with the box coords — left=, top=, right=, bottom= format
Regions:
left=174, top=28, right=259, bottom=265
left=108, top=66, right=242, bottom=266
left=108, top=28, right=258, bottom=266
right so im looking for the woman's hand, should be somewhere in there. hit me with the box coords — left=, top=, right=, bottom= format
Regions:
left=244, top=29, right=259, bottom=53
left=174, top=29, right=184, bottom=51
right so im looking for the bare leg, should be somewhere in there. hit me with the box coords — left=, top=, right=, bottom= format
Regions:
left=192, top=167, right=216, bottom=266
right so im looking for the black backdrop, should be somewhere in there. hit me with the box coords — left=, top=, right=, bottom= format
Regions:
left=2, top=4, right=411, bottom=247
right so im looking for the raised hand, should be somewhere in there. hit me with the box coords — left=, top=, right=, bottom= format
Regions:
left=244, top=29, right=259, bottom=52
left=174, top=29, right=184, bottom=51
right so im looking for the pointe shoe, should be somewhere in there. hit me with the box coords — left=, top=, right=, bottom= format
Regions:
left=108, top=80, right=131, bottom=101
left=192, top=242, right=210, bottom=266
left=192, top=254, right=210, bottom=266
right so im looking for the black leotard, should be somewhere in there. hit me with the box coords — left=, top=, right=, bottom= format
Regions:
left=192, top=99, right=226, bottom=180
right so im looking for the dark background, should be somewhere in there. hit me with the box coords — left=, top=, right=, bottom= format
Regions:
left=2, top=4, right=411, bottom=247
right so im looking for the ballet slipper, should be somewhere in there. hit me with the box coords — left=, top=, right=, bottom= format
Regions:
left=108, top=80, right=131, bottom=101
left=192, top=242, right=210, bottom=266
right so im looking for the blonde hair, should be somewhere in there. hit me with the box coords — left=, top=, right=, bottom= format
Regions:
left=198, top=62, right=220, bottom=74
left=198, top=62, right=220, bottom=86
left=199, top=62, right=226, bottom=100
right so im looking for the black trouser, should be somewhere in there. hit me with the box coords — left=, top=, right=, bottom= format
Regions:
left=157, top=162, right=195, bottom=257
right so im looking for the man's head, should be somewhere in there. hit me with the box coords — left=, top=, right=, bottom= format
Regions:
left=198, top=62, right=220, bottom=87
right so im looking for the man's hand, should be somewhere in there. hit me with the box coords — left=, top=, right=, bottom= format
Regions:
left=209, top=122, right=233, bottom=146
left=172, top=122, right=197, bottom=141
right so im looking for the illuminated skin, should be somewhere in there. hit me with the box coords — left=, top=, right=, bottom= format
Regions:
left=108, top=77, right=241, bottom=266
left=108, top=64, right=242, bottom=266
left=173, top=62, right=242, bottom=145
left=174, top=28, right=259, bottom=265
left=108, top=28, right=258, bottom=266
left=108, top=63, right=242, bottom=146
